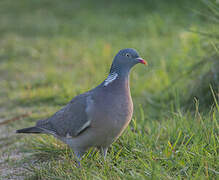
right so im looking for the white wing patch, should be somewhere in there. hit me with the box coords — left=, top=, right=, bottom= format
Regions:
left=104, top=72, right=118, bottom=86
left=76, top=120, right=91, bottom=135
left=73, top=95, right=93, bottom=136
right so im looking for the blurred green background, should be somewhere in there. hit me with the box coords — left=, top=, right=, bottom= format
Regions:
left=0, top=0, right=218, bottom=179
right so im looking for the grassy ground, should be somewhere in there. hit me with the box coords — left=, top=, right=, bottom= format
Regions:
left=0, top=0, right=218, bottom=179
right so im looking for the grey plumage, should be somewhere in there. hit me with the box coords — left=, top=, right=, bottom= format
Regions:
left=16, top=48, right=147, bottom=162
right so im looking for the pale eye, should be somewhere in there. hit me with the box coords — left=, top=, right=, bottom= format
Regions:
left=125, top=53, right=131, bottom=57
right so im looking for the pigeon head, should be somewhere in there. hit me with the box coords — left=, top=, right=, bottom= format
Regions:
left=110, top=48, right=147, bottom=76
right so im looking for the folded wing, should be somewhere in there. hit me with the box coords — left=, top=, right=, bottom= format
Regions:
left=36, top=93, right=92, bottom=137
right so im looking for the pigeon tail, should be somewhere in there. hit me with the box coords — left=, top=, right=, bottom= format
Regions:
left=16, top=126, right=43, bottom=134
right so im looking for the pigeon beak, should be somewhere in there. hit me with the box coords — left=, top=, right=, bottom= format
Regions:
left=136, top=58, right=148, bottom=65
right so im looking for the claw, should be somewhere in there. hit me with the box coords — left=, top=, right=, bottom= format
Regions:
left=101, top=147, right=108, bottom=161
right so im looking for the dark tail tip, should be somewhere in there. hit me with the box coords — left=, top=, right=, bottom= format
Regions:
left=16, top=127, right=42, bottom=134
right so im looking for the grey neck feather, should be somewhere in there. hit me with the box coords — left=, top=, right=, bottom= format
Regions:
left=103, top=63, right=130, bottom=87
left=109, top=63, right=131, bottom=78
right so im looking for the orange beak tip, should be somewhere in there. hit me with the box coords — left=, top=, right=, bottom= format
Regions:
left=138, top=59, right=148, bottom=66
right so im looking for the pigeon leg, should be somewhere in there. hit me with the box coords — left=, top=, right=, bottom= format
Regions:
left=74, top=150, right=85, bottom=166
left=101, top=147, right=108, bottom=161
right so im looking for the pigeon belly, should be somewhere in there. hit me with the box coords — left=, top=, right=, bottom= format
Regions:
left=89, top=86, right=133, bottom=147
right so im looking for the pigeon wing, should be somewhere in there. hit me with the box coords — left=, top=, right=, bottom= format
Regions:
left=36, top=93, right=92, bottom=137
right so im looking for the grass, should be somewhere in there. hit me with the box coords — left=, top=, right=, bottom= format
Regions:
left=0, top=0, right=218, bottom=179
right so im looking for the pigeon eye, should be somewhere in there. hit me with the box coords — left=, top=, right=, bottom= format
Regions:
left=125, top=53, right=131, bottom=57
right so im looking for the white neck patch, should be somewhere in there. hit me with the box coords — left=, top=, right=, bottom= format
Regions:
left=104, top=72, right=118, bottom=86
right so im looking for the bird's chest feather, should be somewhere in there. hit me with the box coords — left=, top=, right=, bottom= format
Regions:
left=91, top=85, right=133, bottom=132
left=106, top=93, right=133, bottom=122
